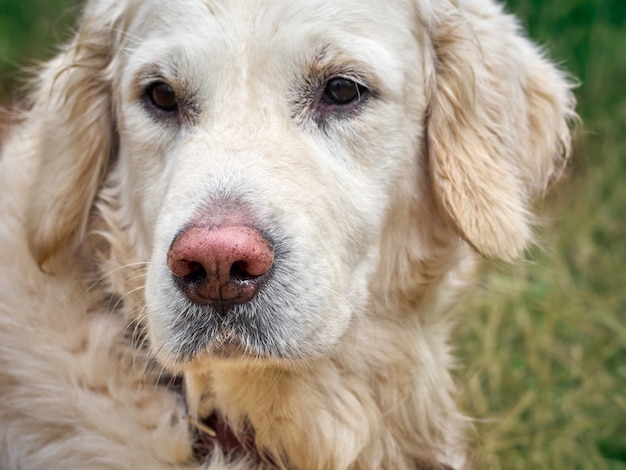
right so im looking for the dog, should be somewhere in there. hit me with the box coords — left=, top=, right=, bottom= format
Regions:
left=0, top=0, right=575, bottom=468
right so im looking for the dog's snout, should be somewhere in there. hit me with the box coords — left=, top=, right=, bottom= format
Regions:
left=167, top=225, right=274, bottom=308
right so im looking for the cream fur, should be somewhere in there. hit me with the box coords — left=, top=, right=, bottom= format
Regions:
left=0, top=0, right=575, bottom=468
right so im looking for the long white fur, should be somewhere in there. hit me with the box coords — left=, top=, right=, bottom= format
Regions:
left=0, top=0, right=574, bottom=468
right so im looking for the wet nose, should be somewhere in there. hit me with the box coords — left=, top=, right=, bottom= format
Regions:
left=167, top=225, right=274, bottom=309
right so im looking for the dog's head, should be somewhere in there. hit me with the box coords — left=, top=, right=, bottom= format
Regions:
left=25, top=0, right=574, bottom=368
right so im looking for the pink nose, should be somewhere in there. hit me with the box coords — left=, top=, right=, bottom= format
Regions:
left=167, top=225, right=274, bottom=308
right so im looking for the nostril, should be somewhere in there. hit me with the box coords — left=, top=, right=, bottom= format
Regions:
left=168, top=257, right=204, bottom=279
left=230, top=261, right=258, bottom=282
left=182, top=261, right=206, bottom=283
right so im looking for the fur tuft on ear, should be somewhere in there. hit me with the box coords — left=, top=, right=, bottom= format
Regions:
left=25, top=1, right=126, bottom=268
left=425, top=0, right=576, bottom=261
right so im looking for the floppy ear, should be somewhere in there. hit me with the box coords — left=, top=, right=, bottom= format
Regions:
left=425, top=0, right=576, bottom=261
left=25, top=1, right=126, bottom=268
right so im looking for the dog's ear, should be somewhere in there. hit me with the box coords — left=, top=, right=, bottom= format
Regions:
left=25, top=2, right=126, bottom=268
left=424, top=1, right=576, bottom=261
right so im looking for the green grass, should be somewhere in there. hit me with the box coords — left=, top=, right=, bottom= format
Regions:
left=1, top=0, right=625, bottom=468
left=0, top=0, right=80, bottom=99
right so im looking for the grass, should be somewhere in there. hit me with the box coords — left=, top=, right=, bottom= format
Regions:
left=0, top=0, right=81, bottom=99
left=1, top=0, right=625, bottom=468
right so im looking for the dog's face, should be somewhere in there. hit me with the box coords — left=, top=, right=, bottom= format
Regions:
left=110, top=0, right=430, bottom=366
left=24, top=0, right=573, bottom=371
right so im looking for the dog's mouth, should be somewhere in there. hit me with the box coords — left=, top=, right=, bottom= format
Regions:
left=153, top=266, right=327, bottom=364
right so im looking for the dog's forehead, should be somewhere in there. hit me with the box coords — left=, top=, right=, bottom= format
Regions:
left=132, top=0, right=415, bottom=36
left=126, top=0, right=419, bottom=76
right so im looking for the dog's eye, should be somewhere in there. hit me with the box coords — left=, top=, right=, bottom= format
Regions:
left=322, top=77, right=365, bottom=106
left=146, top=82, right=178, bottom=112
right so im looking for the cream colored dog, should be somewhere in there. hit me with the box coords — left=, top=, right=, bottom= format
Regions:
left=0, top=0, right=574, bottom=468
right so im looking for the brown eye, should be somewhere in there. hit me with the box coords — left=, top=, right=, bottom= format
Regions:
left=322, top=77, right=365, bottom=105
left=147, top=82, right=178, bottom=112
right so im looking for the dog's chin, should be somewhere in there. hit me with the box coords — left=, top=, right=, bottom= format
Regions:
left=153, top=328, right=278, bottom=369
left=203, top=330, right=267, bottom=361
left=153, top=337, right=265, bottom=374
left=160, top=334, right=308, bottom=376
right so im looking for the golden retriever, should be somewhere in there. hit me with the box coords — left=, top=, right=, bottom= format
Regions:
left=0, top=0, right=575, bottom=468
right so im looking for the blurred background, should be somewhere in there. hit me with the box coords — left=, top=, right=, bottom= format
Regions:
left=1, top=0, right=624, bottom=468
